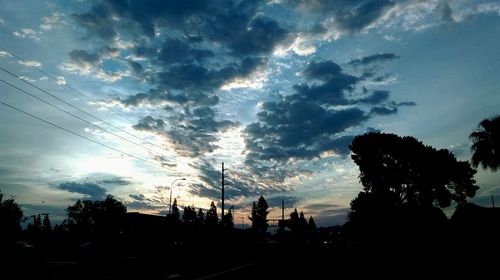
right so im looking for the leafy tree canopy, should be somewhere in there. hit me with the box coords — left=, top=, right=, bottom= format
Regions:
left=205, top=202, right=218, bottom=226
left=249, top=195, right=269, bottom=233
left=350, top=132, right=478, bottom=209
left=65, top=195, right=126, bottom=238
left=0, top=191, right=24, bottom=241
left=470, top=115, right=500, bottom=171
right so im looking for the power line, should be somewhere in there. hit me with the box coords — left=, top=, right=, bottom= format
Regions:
left=0, top=44, right=173, bottom=154
left=0, top=44, right=135, bottom=122
left=0, top=99, right=171, bottom=170
left=0, top=71, right=175, bottom=161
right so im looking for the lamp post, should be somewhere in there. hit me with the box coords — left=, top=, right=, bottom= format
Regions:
left=169, top=178, right=186, bottom=215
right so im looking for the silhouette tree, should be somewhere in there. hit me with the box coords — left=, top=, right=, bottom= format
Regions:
left=205, top=202, right=218, bottom=226
left=182, top=206, right=197, bottom=224
left=42, top=214, right=52, bottom=232
left=27, top=214, right=42, bottom=234
left=348, top=133, right=478, bottom=244
left=170, top=198, right=180, bottom=222
left=64, top=195, right=126, bottom=241
left=308, top=216, right=317, bottom=230
left=249, top=196, right=269, bottom=233
left=350, top=133, right=478, bottom=208
left=288, top=209, right=308, bottom=240
left=0, top=191, right=23, bottom=243
left=470, top=115, right=500, bottom=171
left=299, top=212, right=308, bottom=228
left=221, top=208, right=234, bottom=229
left=196, top=208, right=205, bottom=225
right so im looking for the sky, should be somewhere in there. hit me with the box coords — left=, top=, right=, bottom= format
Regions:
left=1, top=0, right=499, bottom=227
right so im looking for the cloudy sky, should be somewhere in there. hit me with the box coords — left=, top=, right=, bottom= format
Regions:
left=1, top=0, right=499, bottom=227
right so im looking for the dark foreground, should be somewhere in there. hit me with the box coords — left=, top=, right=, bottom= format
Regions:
left=3, top=241, right=498, bottom=280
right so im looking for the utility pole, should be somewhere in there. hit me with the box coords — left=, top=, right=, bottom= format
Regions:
left=221, top=162, right=225, bottom=221
left=492, top=195, right=495, bottom=208
left=282, top=199, right=284, bottom=221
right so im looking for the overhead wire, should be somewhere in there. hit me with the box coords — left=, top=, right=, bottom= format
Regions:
left=0, top=100, right=172, bottom=170
left=0, top=44, right=174, bottom=155
left=0, top=74, right=173, bottom=160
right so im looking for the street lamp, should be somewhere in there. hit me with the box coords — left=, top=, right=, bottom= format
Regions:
left=169, top=178, right=186, bottom=215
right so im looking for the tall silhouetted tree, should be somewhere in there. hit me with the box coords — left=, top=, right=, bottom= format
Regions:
left=170, top=198, right=180, bottom=222
left=182, top=206, right=197, bottom=224
left=42, top=214, right=52, bottom=232
left=221, top=208, right=234, bottom=229
left=196, top=208, right=205, bottom=225
left=249, top=196, right=269, bottom=233
left=470, top=115, right=500, bottom=171
left=205, top=202, right=218, bottom=226
left=289, top=209, right=308, bottom=240
left=308, top=216, right=317, bottom=230
left=348, top=133, right=479, bottom=244
left=27, top=214, right=42, bottom=234
left=0, top=191, right=23, bottom=243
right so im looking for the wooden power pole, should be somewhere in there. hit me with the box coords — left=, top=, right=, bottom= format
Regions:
left=221, top=162, right=225, bottom=220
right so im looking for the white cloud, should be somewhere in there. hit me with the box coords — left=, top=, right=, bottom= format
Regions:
left=221, top=69, right=268, bottom=90
left=60, top=61, right=94, bottom=75
left=13, top=28, right=40, bottom=40
left=96, top=69, right=130, bottom=82
left=274, top=34, right=317, bottom=57
left=56, top=76, right=66, bottom=85
left=19, top=76, right=35, bottom=83
left=476, top=3, right=500, bottom=15
left=39, top=12, right=65, bottom=31
left=0, top=51, right=12, bottom=57
left=60, top=62, right=128, bottom=82
left=113, top=38, right=135, bottom=49
left=383, top=34, right=399, bottom=41
left=18, top=60, right=42, bottom=67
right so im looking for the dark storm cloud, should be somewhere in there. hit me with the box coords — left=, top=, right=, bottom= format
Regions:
left=72, top=5, right=117, bottom=42
left=348, top=53, right=400, bottom=68
left=158, top=38, right=214, bottom=64
left=214, top=16, right=288, bottom=56
left=102, top=0, right=213, bottom=37
left=100, top=177, right=131, bottom=185
left=129, top=194, right=145, bottom=201
left=157, top=57, right=267, bottom=92
left=70, top=1, right=290, bottom=157
left=440, top=2, right=455, bottom=23
left=284, top=0, right=395, bottom=33
left=126, top=192, right=163, bottom=211
left=120, top=90, right=188, bottom=107
left=370, top=106, right=397, bottom=115
left=358, top=90, right=390, bottom=104
left=245, top=57, right=413, bottom=163
left=189, top=183, right=221, bottom=201
left=397, top=101, right=416, bottom=107
left=334, top=1, right=395, bottom=33
left=127, top=61, right=144, bottom=76
left=370, top=100, right=416, bottom=116
left=188, top=160, right=288, bottom=200
left=68, top=49, right=100, bottom=67
left=246, top=105, right=367, bottom=161
left=56, top=182, right=107, bottom=200
left=153, top=155, right=177, bottom=168
left=133, top=116, right=165, bottom=131
left=133, top=108, right=237, bottom=157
